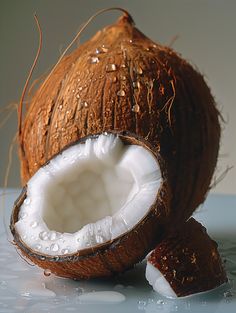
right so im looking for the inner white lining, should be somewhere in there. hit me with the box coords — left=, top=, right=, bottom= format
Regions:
left=15, top=134, right=162, bottom=255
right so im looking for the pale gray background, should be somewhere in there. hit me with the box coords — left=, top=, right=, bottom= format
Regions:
left=0, top=0, right=235, bottom=194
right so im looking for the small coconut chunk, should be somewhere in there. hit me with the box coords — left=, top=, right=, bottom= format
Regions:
left=145, top=218, right=227, bottom=298
left=146, top=261, right=177, bottom=298
left=15, top=134, right=162, bottom=256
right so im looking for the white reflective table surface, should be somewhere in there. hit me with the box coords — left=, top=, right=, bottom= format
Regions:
left=0, top=190, right=236, bottom=313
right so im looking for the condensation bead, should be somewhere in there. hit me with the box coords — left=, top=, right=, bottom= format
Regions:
left=49, top=231, right=57, bottom=240
left=117, top=90, right=125, bottom=97
left=50, top=243, right=59, bottom=252
left=34, top=244, right=42, bottom=250
left=30, top=221, right=38, bottom=228
left=135, top=66, right=143, bottom=74
left=61, top=249, right=70, bottom=255
left=96, top=235, right=103, bottom=244
left=90, top=56, right=99, bottom=64
left=106, top=64, right=117, bottom=72
left=39, top=231, right=49, bottom=240
left=44, top=269, right=52, bottom=277
left=132, top=104, right=140, bottom=113
left=133, top=81, right=141, bottom=89
left=24, top=198, right=31, bottom=205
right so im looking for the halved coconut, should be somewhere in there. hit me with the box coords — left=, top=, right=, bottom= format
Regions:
left=146, top=218, right=227, bottom=298
left=11, top=133, right=167, bottom=279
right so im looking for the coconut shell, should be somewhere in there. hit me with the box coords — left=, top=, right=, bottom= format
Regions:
left=12, top=133, right=168, bottom=279
left=148, top=218, right=227, bottom=297
left=19, top=12, right=220, bottom=226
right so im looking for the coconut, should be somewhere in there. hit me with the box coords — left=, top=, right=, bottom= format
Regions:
left=12, top=10, right=221, bottom=278
left=11, top=132, right=167, bottom=278
left=146, top=218, right=227, bottom=298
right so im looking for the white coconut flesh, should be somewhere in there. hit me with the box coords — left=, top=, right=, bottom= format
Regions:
left=15, top=134, right=162, bottom=256
left=145, top=261, right=177, bottom=298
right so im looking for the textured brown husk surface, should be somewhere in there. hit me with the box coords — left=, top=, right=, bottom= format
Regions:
left=14, top=12, right=221, bottom=278
left=148, top=218, right=227, bottom=297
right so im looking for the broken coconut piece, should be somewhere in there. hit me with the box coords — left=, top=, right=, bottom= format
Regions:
left=146, top=218, right=227, bottom=298
left=11, top=133, right=166, bottom=279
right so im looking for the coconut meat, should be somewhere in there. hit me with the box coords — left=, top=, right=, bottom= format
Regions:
left=15, top=134, right=162, bottom=255
left=146, top=261, right=177, bottom=298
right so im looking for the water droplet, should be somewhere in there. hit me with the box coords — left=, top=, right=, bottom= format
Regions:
left=78, top=86, right=83, bottom=91
left=50, top=243, right=59, bottom=252
left=106, top=64, right=117, bottom=72
left=61, top=248, right=69, bottom=255
left=120, top=75, right=126, bottom=81
left=44, top=269, right=52, bottom=277
left=224, top=290, right=233, bottom=298
left=152, top=44, right=157, bottom=48
left=30, top=221, right=38, bottom=228
left=96, top=46, right=108, bottom=54
left=20, top=212, right=28, bottom=220
left=21, top=292, right=31, bottom=297
left=40, top=256, right=46, bottom=261
left=96, top=235, right=103, bottom=244
left=132, top=104, right=140, bottom=113
left=133, top=81, right=141, bottom=89
left=156, top=299, right=164, bottom=305
left=91, top=56, right=99, bottom=64
left=49, top=231, right=57, bottom=241
left=72, top=89, right=75, bottom=93
left=24, top=198, right=30, bottom=205
left=117, top=90, right=125, bottom=97
left=34, top=244, right=42, bottom=251
left=76, top=94, right=80, bottom=99
left=59, top=104, right=63, bottom=110
left=136, top=66, right=143, bottom=75
left=39, top=231, right=49, bottom=240
left=137, top=300, right=147, bottom=310
left=121, top=64, right=126, bottom=68
left=0, top=280, right=7, bottom=288
left=129, top=39, right=133, bottom=43
left=112, top=76, right=117, bottom=83
left=101, top=45, right=108, bottom=52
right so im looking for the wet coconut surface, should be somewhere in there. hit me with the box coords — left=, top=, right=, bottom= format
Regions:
left=1, top=192, right=236, bottom=312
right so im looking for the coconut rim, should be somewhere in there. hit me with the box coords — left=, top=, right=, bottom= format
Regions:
left=11, top=131, right=166, bottom=262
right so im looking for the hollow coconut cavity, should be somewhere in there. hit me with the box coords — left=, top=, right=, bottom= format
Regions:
left=13, top=133, right=162, bottom=257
